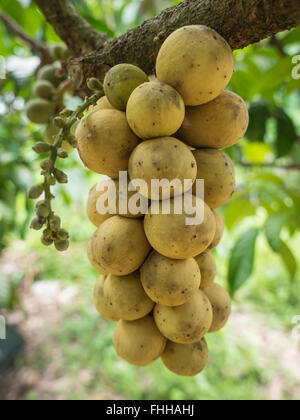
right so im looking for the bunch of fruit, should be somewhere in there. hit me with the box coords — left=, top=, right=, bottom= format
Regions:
left=27, top=45, right=76, bottom=250
left=77, top=25, right=249, bottom=376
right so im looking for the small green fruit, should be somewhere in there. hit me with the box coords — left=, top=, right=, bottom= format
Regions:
left=26, top=99, right=55, bottom=125
left=57, top=148, right=68, bottom=159
left=38, top=64, right=63, bottom=87
left=50, top=215, right=61, bottom=232
left=55, top=240, right=69, bottom=252
left=36, top=204, right=50, bottom=218
left=41, top=236, right=54, bottom=246
left=30, top=217, right=45, bottom=231
left=104, top=63, right=149, bottom=110
left=87, top=78, right=103, bottom=91
left=53, top=168, right=68, bottom=184
left=28, top=184, right=44, bottom=199
left=34, top=80, right=54, bottom=100
left=40, top=160, right=52, bottom=171
left=32, top=142, right=52, bottom=154
left=57, top=229, right=69, bottom=240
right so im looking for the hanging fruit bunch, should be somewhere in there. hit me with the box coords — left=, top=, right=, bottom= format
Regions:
left=28, top=26, right=249, bottom=377
left=80, top=25, right=249, bottom=377
left=27, top=45, right=105, bottom=251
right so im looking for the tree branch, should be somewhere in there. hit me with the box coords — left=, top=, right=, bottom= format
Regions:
left=34, top=0, right=300, bottom=89
left=34, top=0, right=108, bottom=55
left=0, top=12, right=53, bottom=64
left=237, top=161, right=300, bottom=171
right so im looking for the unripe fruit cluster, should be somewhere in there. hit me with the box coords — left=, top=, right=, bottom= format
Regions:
left=78, top=25, right=249, bottom=376
left=26, top=45, right=75, bottom=250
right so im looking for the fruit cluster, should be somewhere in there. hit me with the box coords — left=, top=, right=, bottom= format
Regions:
left=27, top=46, right=78, bottom=251
left=78, top=25, right=249, bottom=376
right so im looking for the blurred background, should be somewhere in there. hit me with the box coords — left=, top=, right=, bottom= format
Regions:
left=0, top=0, right=299, bottom=401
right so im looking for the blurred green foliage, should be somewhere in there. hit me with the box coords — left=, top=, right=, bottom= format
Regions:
left=0, top=0, right=299, bottom=308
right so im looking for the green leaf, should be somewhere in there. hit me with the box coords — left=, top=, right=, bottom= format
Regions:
left=246, top=102, right=270, bottom=142
left=243, top=142, right=272, bottom=164
left=250, top=173, right=284, bottom=186
left=278, top=241, right=297, bottom=280
left=273, top=107, right=297, bottom=157
left=225, top=199, right=256, bottom=230
left=265, top=213, right=289, bottom=252
left=228, top=228, right=259, bottom=296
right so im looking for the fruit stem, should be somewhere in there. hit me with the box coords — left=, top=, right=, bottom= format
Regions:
left=38, top=88, right=104, bottom=246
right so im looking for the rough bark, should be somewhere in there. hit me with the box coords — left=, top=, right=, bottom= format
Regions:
left=34, top=0, right=108, bottom=55
left=34, top=0, right=300, bottom=89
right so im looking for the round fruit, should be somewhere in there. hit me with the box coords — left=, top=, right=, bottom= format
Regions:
left=38, top=64, right=63, bottom=87
left=113, top=316, right=166, bottom=367
left=206, top=209, right=224, bottom=251
left=87, top=179, right=147, bottom=224
left=195, top=252, right=216, bottom=289
left=88, top=96, right=115, bottom=114
left=94, top=272, right=154, bottom=321
left=203, top=283, right=231, bottom=333
left=141, top=251, right=201, bottom=306
left=33, top=80, right=54, bottom=100
left=154, top=289, right=213, bottom=344
left=26, top=99, right=55, bottom=124
left=87, top=236, right=110, bottom=275
left=113, top=178, right=148, bottom=219
left=126, top=81, right=185, bottom=139
left=129, top=137, right=197, bottom=200
left=50, top=44, right=72, bottom=61
left=156, top=25, right=234, bottom=105
left=193, top=149, right=235, bottom=208
left=162, top=338, right=209, bottom=376
left=104, top=64, right=149, bottom=110
left=178, top=91, right=249, bottom=149
left=90, top=216, right=151, bottom=276
left=76, top=109, right=139, bottom=178
left=144, top=196, right=216, bottom=259
left=86, top=183, right=113, bottom=227
left=93, top=277, right=119, bottom=322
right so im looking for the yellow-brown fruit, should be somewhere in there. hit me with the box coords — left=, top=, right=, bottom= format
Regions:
left=76, top=109, right=139, bottom=178
left=89, top=216, right=151, bottom=276
left=86, top=183, right=113, bottom=227
left=193, top=149, right=235, bottom=208
left=111, top=178, right=148, bottom=219
left=87, top=179, right=146, bottom=224
left=104, top=64, right=149, bottom=110
left=162, top=338, right=209, bottom=376
left=144, top=196, right=216, bottom=259
left=178, top=91, right=249, bottom=149
left=87, top=236, right=110, bottom=275
left=154, top=289, right=213, bottom=344
left=45, top=121, right=74, bottom=153
left=88, top=96, right=115, bottom=114
left=141, top=251, right=201, bottom=307
left=128, top=137, right=197, bottom=200
left=203, top=283, right=231, bottom=333
left=195, top=252, right=216, bottom=289
left=156, top=25, right=234, bottom=106
left=113, top=316, right=167, bottom=367
left=93, top=277, right=119, bottom=322
left=26, top=99, right=55, bottom=124
left=94, top=272, right=154, bottom=321
left=206, top=209, right=224, bottom=251
left=126, top=82, right=185, bottom=139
